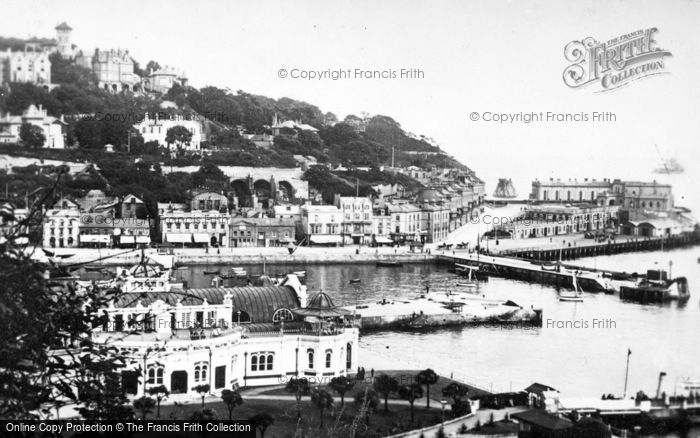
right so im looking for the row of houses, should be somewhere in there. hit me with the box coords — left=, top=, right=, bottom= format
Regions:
left=491, top=178, right=696, bottom=240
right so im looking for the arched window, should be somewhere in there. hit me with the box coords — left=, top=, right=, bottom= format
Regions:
left=307, top=349, right=314, bottom=369
left=641, top=201, right=646, bottom=208
left=267, top=354, right=273, bottom=371
left=579, top=191, right=583, bottom=201
left=272, top=308, right=294, bottom=323
left=194, top=362, right=208, bottom=383
left=251, top=355, right=258, bottom=372
left=259, top=355, right=266, bottom=370
left=325, top=350, right=332, bottom=368
left=590, top=191, right=595, bottom=201
left=147, top=368, right=155, bottom=384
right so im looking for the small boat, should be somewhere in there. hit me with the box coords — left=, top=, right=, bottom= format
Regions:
left=292, top=270, right=306, bottom=277
left=559, top=273, right=584, bottom=302
left=220, top=267, right=248, bottom=279
left=203, top=270, right=220, bottom=275
left=376, top=261, right=403, bottom=268
left=619, top=269, right=690, bottom=303
left=350, top=278, right=362, bottom=284
left=456, top=282, right=478, bottom=288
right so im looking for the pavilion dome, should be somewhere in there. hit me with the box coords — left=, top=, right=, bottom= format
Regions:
left=307, top=291, right=336, bottom=309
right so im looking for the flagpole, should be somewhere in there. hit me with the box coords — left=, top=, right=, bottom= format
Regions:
left=623, top=348, right=631, bottom=398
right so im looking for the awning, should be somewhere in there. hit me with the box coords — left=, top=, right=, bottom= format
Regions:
left=80, top=234, right=111, bottom=243
left=135, top=236, right=151, bottom=244
left=119, top=236, right=135, bottom=244
left=192, top=233, right=209, bottom=243
left=374, top=236, right=393, bottom=243
left=166, top=233, right=191, bottom=243
left=310, top=235, right=343, bottom=244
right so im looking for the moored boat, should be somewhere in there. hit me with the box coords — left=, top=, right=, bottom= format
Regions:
left=619, top=269, right=690, bottom=303
left=376, top=261, right=403, bottom=267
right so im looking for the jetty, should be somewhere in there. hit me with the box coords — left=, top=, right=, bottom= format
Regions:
left=498, top=233, right=699, bottom=262
left=438, top=253, right=614, bottom=292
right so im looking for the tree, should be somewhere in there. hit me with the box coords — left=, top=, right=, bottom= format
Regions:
left=310, top=388, right=334, bottom=429
left=133, top=396, right=155, bottom=420
left=19, top=123, right=45, bottom=148
left=220, top=389, right=243, bottom=420
left=146, top=385, right=169, bottom=418
left=398, top=383, right=424, bottom=424
left=165, top=125, right=193, bottom=153
left=285, top=377, right=310, bottom=419
left=354, top=387, right=380, bottom=426
left=572, top=417, right=612, bottom=438
left=189, top=408, right=217, bottom=421
left=329, top=376, right=355, bottom=408
left=442, top=382, right=471, bottom=416
left=373, top=374, right=399, bottom=412
left=249, top=413, right=274, bottom=438
left=0, top=189, right=133, bottom=421
left=416, top=369, right=439, bottom=408
left=192, top=384, right=210, bottom=409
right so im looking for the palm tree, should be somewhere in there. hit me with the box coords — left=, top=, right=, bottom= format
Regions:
left=398, top=383, right=424, bottom=424
left=285, top=377, right=310, bottom=419
left=415, top=369, right=439, bottom=408
left=373, top=374, right=399, bottom=412
left=310, top=388, right=334, bottom=429
left=146, top=385, right=169, bottom=418
left=133, top=396, right=155, bottom=420
left=329, top=376, right=355, bottom=408
left=221, top=389, right=243, bottom=420
left=442, top=382, right=470, bottom=415
left=354, top=387, right=380, bottom=426
left=192, top=384, right=210, bottom=409
left=249, top=413, right=274, bottom=438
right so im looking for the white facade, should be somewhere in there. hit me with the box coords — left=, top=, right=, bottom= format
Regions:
left=0, top=49, right=52, bottom=85
left=42, top=209, right=80, bottom=248
left=0, top=104, right=66, bottom=148
left=134, top=114, right=203, bottom=151
left=301, top=204, right=343, bottom=245
left=161, top=210, right=230, bottom=247
left=335, top=196, right=373, bottom=244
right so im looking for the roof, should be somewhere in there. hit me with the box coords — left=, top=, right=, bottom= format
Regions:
left=55, top=22, right=73, bottom=31
left=512, top=410, right=573, bottom=430
left=525, top=383, right=557, bottom=394
left=113, top=286, right=301, bottom=324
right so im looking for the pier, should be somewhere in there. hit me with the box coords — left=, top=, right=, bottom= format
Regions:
left=497, top=233, right=699, bottom=262
left=437, top=253, right=615, bottom=292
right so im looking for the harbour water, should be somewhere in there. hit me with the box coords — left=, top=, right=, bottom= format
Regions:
left=179, top=245, right=700, bottom=399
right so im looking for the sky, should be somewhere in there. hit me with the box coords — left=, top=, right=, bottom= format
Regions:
left=3, top=0, right=700, bottom=199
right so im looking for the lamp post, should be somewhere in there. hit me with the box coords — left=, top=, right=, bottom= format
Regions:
left=440, top=399, right=447, bottom=425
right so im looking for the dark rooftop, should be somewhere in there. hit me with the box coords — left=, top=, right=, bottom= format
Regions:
left=512, top=410, right=573, bottom=431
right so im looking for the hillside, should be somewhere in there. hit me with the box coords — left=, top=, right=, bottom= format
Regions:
left=0, top=48, right=472, bottom=208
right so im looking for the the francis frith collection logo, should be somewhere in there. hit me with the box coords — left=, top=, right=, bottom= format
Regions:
left=563, top=28, right=671, bottom=92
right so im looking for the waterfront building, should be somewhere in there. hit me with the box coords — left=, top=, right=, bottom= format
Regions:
left=120, top=194, right=147, bottom=219
left=160, top=193, right=230, bottom=247
left=530, top=178, right=613, bottom=203
left=93, top=276, right=358, bottom=397
left=334, top=196, right=373, bottom=245
left=42, top=208, right=80, bottom=248
left=371, top=205, right=393, bottom=245
left=387, top=201, right=422, bottom=244
left=133, top=113, right=204, bottom=151
left=229, top=217, right=296, bottom=247
left=78, top=212, right=151, bottom=248
left=273, top=204, right=302, bottom=221
left=0, top=104, right=67, bottom=148
left=301, top=204, right=343, bottom=246
left=0, top=48, right=52, bottom=86
left=419, top=203, right=451, bottom=243
left=495, top=204, right=620, bottom=240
